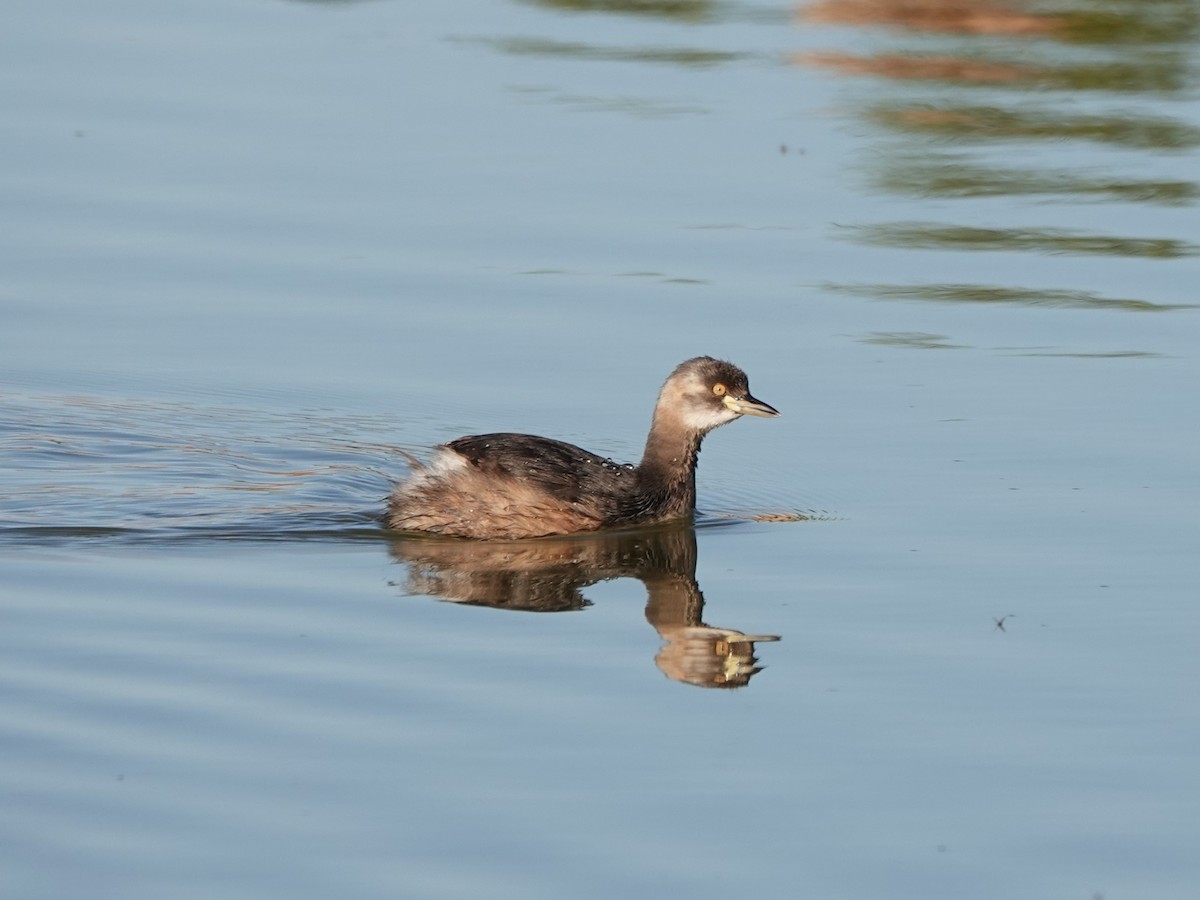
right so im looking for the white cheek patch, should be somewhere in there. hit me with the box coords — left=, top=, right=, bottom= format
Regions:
left=680, top=404, right=739, bottom=433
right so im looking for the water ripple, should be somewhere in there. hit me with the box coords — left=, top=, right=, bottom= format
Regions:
left=0, top=392, right=399, bottom=538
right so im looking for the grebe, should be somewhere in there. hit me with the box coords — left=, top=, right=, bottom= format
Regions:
left=386, top=356, right=779, bottom=539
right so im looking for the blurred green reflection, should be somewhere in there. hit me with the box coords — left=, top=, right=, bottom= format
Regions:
left=875, top=155, right=1197, bottom=205
left=868, top=105, right=1200, bottom=150
left=487, top=36, right=745, bottom=67
left=508, top=84, right=709, bottom=118
left=795, top=0, right=1200, bottom=292
left=844, top=223, right=1198, bottom=259
left=1057, top=3, right=1199, bottom=45
left=798, top=51, right=1189, bottom=94
left=827, top=283, right=1196, bottom=312
left=1011, top=350, right=1165, bottom=358
left=858, top=332, right=967, bottom=349
left=524, top=0, right=716, bottom=22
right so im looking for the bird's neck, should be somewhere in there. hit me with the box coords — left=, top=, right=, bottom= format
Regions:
left=637, top=412, right=704, bottom=515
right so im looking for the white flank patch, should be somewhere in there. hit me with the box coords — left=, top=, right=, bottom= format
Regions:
left=400, top=447, right=468, bottom=491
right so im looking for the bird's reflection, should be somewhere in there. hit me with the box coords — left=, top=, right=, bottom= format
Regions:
left=388, top=525, right=779, bottom=689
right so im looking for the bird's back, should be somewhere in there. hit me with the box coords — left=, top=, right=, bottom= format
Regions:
left=387, top=433, right=640, bottom=539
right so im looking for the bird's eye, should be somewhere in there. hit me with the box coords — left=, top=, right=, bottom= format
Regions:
left=712, top=383, right=727, bottom=396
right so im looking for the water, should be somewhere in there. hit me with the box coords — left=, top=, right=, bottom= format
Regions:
left=3, top=0, right=1199, bottom=898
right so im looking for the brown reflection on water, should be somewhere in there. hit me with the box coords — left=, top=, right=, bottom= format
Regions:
left=389, top=525, right=780, bottom=689
left=799, top=51, right=1033, bottom=84
left=798, top=0, right=1198, bottom=43
left=799, top=0, right=1066, bottom=37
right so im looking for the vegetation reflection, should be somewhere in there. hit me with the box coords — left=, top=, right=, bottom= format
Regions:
left=485, top=36, right=745, bottom=67
left=828, top=282, right=1196, bottom=311
left=843, top=223, right=1198, bottom=259
left=872, top=155, right=1197, bottom=205
left=867, top=105, right=1200, bottom=151
left=795, top=0, right=1198, bottom=309
left=523, top=0, right=717, bottom=22
left=800, top=0, right=1198, bottom=44
left=389, top=525, right=780, bottom=689
left=793, top=0, right=1200, bottom=187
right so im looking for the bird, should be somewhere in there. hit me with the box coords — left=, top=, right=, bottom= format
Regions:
left=386, top=356, right=779, bottom=540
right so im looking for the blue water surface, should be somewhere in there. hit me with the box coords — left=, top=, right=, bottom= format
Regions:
left=2, top=0, right=1199, bottom=898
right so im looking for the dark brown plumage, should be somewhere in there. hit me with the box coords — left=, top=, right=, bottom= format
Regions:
left=386, top=356, right=779, bottom=539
